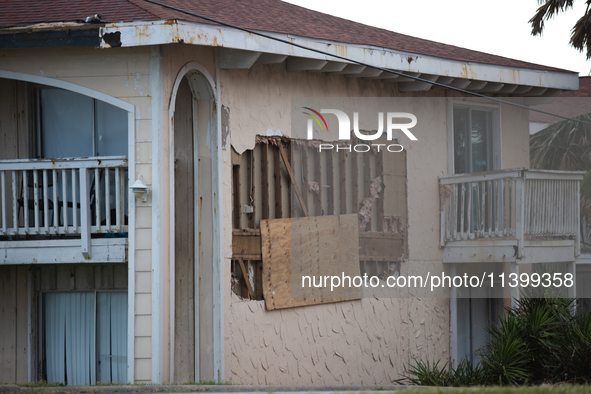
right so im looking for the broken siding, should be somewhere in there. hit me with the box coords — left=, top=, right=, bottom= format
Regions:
left=230, top=138, right=405, bottom=301
left=220, top=63, right=450, bottom=384
left=216, top=61, right=552, bottom=384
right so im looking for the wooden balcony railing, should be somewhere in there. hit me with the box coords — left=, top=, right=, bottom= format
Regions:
left=0, top=156, right=128, bottom=258
left=439, top=168, right=585, bottom=257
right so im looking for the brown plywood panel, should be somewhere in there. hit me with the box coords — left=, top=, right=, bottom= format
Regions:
left=261, top=214, right=361, bottom=310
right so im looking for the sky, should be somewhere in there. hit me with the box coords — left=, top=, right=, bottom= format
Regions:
left=284, top=0, right=591, bottom=76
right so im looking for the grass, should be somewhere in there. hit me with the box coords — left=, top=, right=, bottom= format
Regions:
left=13, top=379, right=232, bottom=388
left=12, top=388, right=207, bottom=394
left=15, top=382, right=66, bottom=388
left=177, top=380, right=233, bottom=385
left=391, top=385, right=591, bottom=394
left=5, top=384, right=591, bottom=394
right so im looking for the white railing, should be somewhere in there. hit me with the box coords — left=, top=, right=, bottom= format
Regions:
left=0, top=156, right=128, bottom=258
left=439, top=168, right=584, bottom=257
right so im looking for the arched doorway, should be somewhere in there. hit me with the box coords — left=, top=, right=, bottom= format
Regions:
left=171, top=66, right=219, bottom=383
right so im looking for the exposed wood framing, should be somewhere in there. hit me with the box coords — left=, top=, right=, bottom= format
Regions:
left=237, top=257, right=254, bottom=299
left=277, top=144, right=308, bottom=217
left=261, top=144, right=269, bottom=220
left=339, top=150, right=347, bottom=215
left=230, top=137, right=409, bottom=300
left=326, top=150, right=334, bottom=216
left=232, top=165, right=241, bottom=229
left=247, top=150, right=255, bottom=229
left=273, top=145, right=282, bottom=219
left=363, top=150, right=371, bottom=230
left=314, top=148, right=322, bottom=216
left=376, top=151, right=384, bottom=231
left=351, top=139, right=359, bottom=212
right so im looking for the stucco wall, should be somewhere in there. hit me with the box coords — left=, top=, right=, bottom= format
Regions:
left=219, top=64, right=452, bottom=384
left=219, top=63, right=532, bottom=384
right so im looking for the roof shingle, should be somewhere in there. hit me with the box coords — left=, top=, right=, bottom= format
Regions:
left=0, top=0, right=575, bottom=73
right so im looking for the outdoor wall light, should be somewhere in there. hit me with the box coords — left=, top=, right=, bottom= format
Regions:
left=130, top=175, right=149, bottom=202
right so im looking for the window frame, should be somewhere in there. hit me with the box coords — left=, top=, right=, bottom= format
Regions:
left=38, top=289, right=128, bottom=385
left=447, top=99, right=502, bottom=175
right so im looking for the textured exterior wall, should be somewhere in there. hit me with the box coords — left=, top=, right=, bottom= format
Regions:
left=220, top=64, right=452, bottom=384
left=0, top=46, right=153, bottom=383
left=219, top=64, right=531, bottom=385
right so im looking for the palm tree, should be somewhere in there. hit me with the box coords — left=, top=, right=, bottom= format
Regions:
left=530, top=112, right=591, bottom=240
left=530, top=0, right=591, bottom=59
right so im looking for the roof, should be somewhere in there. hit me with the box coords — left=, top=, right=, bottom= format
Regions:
left=556, top=76, right=591, bottom=97
left=0, top=0, right=574, bottom=74
left=530, top=77, right=591, bottom=123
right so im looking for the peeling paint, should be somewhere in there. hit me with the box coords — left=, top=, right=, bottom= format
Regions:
left=134, top=73, right=143, bottom=95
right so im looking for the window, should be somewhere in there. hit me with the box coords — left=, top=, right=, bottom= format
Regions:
left=38, top=88, right=128, bottom=159
left=452, top=104, right=499, bottom=174
left=451, top=103, right=502, bottom=234
left=35, top=88, right=129, bottom=228
left=43, top=292, right=127, bottom=385
left=452, top=262, right=505, bottom=367
left=457, top=295, right=502, bottom=365
left=577, top=262, right=591, bottom=314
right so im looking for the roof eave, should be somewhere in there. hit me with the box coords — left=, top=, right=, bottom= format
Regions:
left=99, top=19, right=579, bottom=93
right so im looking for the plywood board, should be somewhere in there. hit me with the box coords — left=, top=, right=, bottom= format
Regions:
left=261, top=214, right=361, bottom=310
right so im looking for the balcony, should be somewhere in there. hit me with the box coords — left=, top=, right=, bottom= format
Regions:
left=439, top=168, right=585, bottom=264
left=0, top=156, right=128, bottom=264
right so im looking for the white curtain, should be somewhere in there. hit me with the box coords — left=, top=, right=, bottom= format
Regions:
left=96, top=292, right=128, bottom=383
left=45, top=293, right=96, bottom=385
left=45, top=293, right=66, bottom=383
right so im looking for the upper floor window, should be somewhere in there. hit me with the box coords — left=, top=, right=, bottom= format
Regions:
left=39, top=88, right=128, bottom=159
left=452, top=104, right=500, bottom=174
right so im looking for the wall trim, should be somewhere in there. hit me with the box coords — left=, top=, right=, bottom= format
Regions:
left=150, top=45, right=164, bottom=384
left=168, top=61, right=223, bottom=382
left=0, top=70, right=134, bottom=112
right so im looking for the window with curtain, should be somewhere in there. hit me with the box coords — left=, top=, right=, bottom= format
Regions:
left=43, top=292, right=127, bottom=385
left=453, top=106, right=494, bottom=175
left=457, top=295, right=502, bottom=365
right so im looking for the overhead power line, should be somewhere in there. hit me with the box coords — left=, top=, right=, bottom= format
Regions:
left=141, top=0, right=591, bottom=126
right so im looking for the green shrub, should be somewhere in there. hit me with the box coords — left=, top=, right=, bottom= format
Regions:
left=396, top=297, right=591, bottom=386
left=395, top=358, right=484, bottom=387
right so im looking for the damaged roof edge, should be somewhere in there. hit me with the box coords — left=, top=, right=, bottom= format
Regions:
left=99, top=19, right=579, bottom=91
